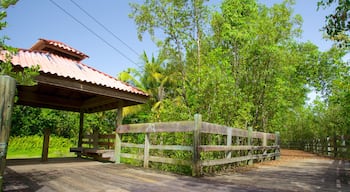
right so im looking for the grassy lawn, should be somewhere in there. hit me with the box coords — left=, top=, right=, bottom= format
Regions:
left=7, top=135, right=77, bottom=159
left=7, top=148, right=76, bottom=159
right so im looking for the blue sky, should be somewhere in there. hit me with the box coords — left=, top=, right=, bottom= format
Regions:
left=2, top=0, right=334, bottom=77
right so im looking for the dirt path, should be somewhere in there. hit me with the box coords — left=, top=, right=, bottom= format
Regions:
left=4, top=150, right=350, bottom=192
left=205, top=149, right=350, bottom=191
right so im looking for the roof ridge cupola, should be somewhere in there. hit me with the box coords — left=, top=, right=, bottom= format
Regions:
left=30, top=38, right=89, bottom=61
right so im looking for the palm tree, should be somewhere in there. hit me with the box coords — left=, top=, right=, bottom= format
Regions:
left=118, top=51, right=175, bottom=121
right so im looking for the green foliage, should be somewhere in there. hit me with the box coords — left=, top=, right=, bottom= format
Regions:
left=126, top=0, right=350, bottom=151
left=11, top=106, right=78, bottom=137
left=129, top=0, right=210, bottom=123
left=0, top=0, right=39, bottom=85
left=84, top=110, right=117, bottom=134
left=318, top=0, right=350, bottom=47
left=10, top=106, right=119, bottom=138
left=0, top=0, right=18, bottom=9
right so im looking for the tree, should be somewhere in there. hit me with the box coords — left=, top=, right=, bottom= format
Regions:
left=129, top=0, right=209, bottom=111
left=0, top=0, right=39, bottom=85
left=127, top=0, right=349, bottom=151
left=209, top=0, right=311, bottom=132
left=118, top=51, right=180, bottom=122
left=318, top=0, right=350, bottom=47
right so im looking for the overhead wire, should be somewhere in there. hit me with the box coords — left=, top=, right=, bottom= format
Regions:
left=69, top=0, right=140, bottom=57
left=48, top=0, right=140, bottom=67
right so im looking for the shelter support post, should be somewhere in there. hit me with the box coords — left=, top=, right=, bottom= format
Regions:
left=41, top=128, right=50, bottom=161
left=78, top=111, right=84, bottom=157
left=0, top=76, right=16, bottom=190
left=115, top=102, right=123, bottom=164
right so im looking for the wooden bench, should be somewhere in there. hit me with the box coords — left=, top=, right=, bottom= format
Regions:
left=70, top=133, right=115, bottom=161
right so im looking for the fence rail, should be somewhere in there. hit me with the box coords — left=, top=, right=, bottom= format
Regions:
left=115, top=114, right=280, bottom=176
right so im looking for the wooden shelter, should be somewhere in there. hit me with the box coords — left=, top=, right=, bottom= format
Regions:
left=0, top=38, right=149, bottom=160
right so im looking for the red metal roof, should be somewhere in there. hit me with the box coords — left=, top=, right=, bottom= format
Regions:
left=0, top=49, right=148, bottom=96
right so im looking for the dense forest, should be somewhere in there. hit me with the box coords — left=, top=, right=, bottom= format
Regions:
left=8, top=0, right=350, bottom=148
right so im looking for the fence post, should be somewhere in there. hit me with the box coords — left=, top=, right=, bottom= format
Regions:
left=0, top=76, right=16, bottom=190
left=115, top=132, right=121, bottom=163
left=322, top=138, right=326, bottom=156
left=275, top=131, right=280, bottom=160
left=262, top=133, right=267, bottom=161
left=226, top=128, right=232, bottom=159
left=247, top=127, right=253, bottom=165
left=92, top=129, right=99, bottom=149
left=41, top=128, right=50, bottom=162
left=143, top=133, right=150, bottom=168
left=263, top=133, right=267, bottom=147
left=333, top=135, right=337, bottom=158
left=192, top=114, right=201, bottom=177
left=327, top=136, right=331, bottom=157
left=341, top=135, right=345, bottom=158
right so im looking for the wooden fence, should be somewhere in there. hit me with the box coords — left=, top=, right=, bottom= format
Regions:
left=303, top=135, right=350, bottom=159
left=115, top=114, right=280, bottom=176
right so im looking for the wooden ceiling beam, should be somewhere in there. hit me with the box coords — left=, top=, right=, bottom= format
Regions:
left=82, top=96, right=118, bottom=109
left=17, top=101, right=81, bottom=112
left=17, top=89, right=83, bottom=110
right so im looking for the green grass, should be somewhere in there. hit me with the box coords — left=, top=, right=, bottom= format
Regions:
left=7, top=135, right=77, bottom=159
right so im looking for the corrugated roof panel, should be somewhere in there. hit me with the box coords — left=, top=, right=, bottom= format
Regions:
left=0, top=49, right=148, bottom=96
